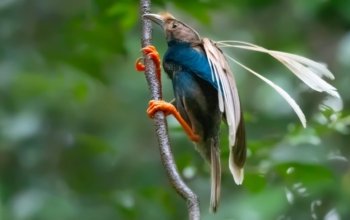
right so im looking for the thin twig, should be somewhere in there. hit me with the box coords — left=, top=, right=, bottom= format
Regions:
left=139, top=1, right=200, bottom=219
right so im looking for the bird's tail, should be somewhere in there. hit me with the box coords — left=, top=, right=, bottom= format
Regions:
left=209, top=137, right=221, bottom=213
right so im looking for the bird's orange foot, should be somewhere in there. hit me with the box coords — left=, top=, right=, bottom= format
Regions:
left=147, top=100, right=176, bottom=118
left=135, top=45, right=161, bottom=81
left=147, top=100, right=200, bottom=142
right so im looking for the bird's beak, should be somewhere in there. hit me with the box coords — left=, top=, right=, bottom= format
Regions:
left=143, top=13, right=165, bottom=26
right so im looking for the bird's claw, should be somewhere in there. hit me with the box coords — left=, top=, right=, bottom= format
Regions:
left=142, top=45, right=160, bottom=65
left=147, top=100, right=200, bottom=142
left=135, top=45, right=161, bottom=81
left=147, top=100, right=174, bottom=118
left=135, top=57, right=145, bottom=72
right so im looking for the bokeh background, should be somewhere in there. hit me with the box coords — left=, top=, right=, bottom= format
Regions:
left=1, top=0, right=349, bottom=219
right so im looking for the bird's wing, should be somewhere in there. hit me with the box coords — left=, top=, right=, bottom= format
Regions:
left=202, top=38, right=244, bottom=184
left=202, top=38, right=241, bottom=146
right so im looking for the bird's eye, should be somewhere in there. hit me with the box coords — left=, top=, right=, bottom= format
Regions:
left=172, top=23, right=177, bottom=28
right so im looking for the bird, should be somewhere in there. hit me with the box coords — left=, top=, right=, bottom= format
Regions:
left=136, top=12, right=340, bottom=212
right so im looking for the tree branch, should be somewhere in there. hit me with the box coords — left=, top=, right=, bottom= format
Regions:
left=139, top=1, right=200, bottom=219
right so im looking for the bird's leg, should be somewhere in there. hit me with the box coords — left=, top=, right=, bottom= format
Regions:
left=147, top=100, right=200, bottom=142
left=135, top=45, right=161, bottom=81
left=136, top=47, right=199, bottom=142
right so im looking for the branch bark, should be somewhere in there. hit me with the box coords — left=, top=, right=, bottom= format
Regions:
left=139, top=1, right=200, bottom=219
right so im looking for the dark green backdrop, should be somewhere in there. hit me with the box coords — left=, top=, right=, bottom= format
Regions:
left=1, top=0, right=349, bottom=219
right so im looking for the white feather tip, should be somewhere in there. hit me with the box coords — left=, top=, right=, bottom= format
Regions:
left=229, top=153, right=244, bottom=185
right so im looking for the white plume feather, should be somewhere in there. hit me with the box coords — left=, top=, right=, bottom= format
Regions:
left=224, top=54, right=307, bottom=127
left=215, top=40, right=341, bottom=126
left=217, top=41, right=340, bottom=98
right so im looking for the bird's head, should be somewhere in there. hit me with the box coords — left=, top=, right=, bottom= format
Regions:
left=144, top=12, right=201, bottom=44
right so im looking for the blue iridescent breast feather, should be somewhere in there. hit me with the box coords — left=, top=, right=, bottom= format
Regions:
left=164, top=40, right=218, bottom=90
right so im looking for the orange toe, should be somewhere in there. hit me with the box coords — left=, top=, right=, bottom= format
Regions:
left=135, top=45, right=161, bottom=81
left=142, top=46, right=161, bottom=81
left=135, top=57, right=145, bottom=72
left=147, top=100, right=175, bottom=118
left=146, top=100, right=200, bottom=143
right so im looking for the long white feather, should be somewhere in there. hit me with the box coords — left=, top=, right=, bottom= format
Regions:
left=218, top=41, right=335, bottom=79
left=217, top=41, right=340, bottom=98
left=224, top=54, right=307, bottom=127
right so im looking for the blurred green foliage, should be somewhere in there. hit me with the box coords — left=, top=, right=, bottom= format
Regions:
left=1, top=0, right=350, bottom=219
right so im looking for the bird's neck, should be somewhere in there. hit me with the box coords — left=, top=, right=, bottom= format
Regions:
left=167, top=39, right=202, bottom=48
left=167, top=40, right=191, bottom=47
